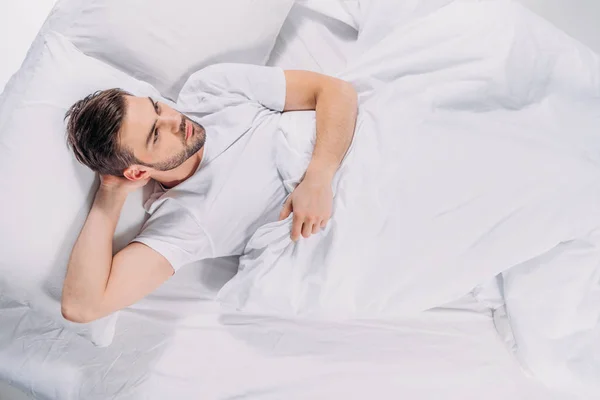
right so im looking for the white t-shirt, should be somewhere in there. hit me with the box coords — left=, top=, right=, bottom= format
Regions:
left=131, top=63, right=289, bottom=272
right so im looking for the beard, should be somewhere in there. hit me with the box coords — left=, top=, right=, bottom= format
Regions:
left=142, top=115, right=206, bottom=171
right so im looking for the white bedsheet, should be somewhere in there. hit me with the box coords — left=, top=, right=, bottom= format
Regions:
left=0, top=1, right=584, bottom=399
left=0, top=288, right=565, bottom=400
left=219, top=0, right=600, bottom=320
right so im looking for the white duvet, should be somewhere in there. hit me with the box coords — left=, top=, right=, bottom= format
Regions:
left=218, top=0, right=600, bottom=394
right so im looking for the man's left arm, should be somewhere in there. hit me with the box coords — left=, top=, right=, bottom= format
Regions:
left=278, top=70, right=358, bottom=242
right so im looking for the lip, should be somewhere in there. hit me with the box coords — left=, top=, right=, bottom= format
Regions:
left=185, top=122, right=192, bottom=140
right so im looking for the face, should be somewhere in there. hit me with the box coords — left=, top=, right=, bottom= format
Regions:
left=119, top=95, right=205, bottom=174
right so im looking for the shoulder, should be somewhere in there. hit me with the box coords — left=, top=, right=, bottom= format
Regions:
left=180, top=63, right=246, bottom=94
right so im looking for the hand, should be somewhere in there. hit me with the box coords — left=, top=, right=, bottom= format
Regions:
left=99, top=174, right=151, bottom=196
left=279, top=175, right=333, bottom=242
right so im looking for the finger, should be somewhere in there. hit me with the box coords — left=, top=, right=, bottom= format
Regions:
left=320, top=219, right=328, bottom=229
left=302, top=220, right=313, bottom=238
left=312, top=221, right=321, bottom=234
left=279, top=197, right=293, bottom=221
left=291, top=215, right=303, bottom=242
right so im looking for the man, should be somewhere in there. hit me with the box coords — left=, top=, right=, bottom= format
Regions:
left=61, top=63, right=358, bottom=323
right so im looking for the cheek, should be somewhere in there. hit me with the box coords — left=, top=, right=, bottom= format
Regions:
left=161, top=136, right=185, bottom=156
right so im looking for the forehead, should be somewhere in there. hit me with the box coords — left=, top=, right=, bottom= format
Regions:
left=119, top=95, right=154, bottom=149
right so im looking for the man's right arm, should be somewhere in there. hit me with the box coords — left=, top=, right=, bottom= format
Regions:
left=61, top=176, right=173, bottom=323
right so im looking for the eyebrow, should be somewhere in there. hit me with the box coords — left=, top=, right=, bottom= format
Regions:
left=145, top=97, right=158, bottom=149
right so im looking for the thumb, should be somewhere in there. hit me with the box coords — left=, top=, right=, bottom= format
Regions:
left=279, top=196, right=293, bottom=221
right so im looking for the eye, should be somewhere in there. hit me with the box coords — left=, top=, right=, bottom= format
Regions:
left=152, top=100, right=160, bottom=144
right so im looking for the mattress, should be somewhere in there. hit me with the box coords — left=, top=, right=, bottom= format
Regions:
left=0, top=2, right=576, bottom=399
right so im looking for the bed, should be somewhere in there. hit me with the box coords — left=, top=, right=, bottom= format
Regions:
left=0, top=1, right=597, bottom=399
left=0, top=290, right=566, bottom=400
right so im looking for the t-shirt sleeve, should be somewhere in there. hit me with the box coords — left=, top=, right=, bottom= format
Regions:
left=130, top=200, right=213, bottom=272
left=177, top=63, right=287, bottom=112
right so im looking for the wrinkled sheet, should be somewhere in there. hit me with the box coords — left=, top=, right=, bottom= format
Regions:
left=219, top=0, right=600, bottom=316
left=3, top=3, right=545, bottom=400
left=0, top=288, right=567, bottom=400
left=500, top=228, right=600, bottom=397
left=2, top=1, right=597, bottom=399
left=218, top=0, right=600, bottom=395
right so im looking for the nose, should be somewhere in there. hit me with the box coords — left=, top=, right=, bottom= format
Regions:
left=159, top=109, right=182, bottom=135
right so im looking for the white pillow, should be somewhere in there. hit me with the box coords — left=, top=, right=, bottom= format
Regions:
left=0, top=31, right=170, bottom=346
left=51, top=0, right=294, bottom=99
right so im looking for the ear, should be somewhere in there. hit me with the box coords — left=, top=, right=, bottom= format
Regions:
left=123, top=165, right=151, bottom=182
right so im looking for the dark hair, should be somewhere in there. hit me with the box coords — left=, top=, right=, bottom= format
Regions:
left=65, top=88, right=135, bottom=177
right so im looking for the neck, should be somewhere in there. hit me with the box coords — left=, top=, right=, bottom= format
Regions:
left=151, top=147, right=204, bottom=189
